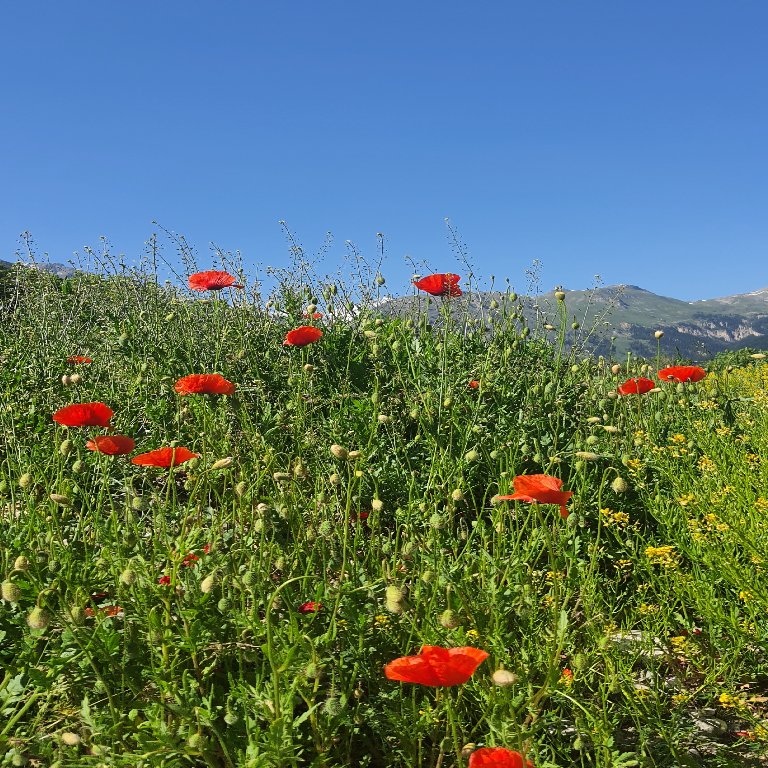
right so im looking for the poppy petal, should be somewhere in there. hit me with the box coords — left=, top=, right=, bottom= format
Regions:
left=283, top=326, right=323, bottom=346
left=52, top=402, right=113, bottom=428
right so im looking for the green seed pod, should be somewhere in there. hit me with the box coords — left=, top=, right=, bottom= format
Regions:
left=2, top=580, right=21, bottom=603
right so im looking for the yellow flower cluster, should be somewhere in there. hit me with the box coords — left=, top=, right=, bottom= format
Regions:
left=600, top=507, right=630, bottom=526
left=644, top=545, right=680, bottom=569
left=669, top=433, right=687, bottom=445
left=755, top=497, right=768, bottom=514
left=678, top=493, right=696, bottom=507
left=697, top=455, right=716, bottom=473
left=638, top=602, right=660, bottom=616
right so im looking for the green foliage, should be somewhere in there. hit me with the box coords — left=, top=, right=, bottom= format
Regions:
left=0, top=244, right=767, bottom=767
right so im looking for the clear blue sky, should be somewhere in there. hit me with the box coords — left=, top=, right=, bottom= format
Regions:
left=1, top=2, right=766, bottom=300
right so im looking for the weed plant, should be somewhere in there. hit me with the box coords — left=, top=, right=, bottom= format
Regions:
left=0, top=239, right=767, bottom=768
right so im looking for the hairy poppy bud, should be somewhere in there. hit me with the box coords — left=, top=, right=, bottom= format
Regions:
left=451, top=488, right=465, bottom=502
left=120, top=568, right=137, bottom=586
left=211, top=457, right=234, bottom=470
left=439, top=609, right=460, bottom=629
left=654, top=330, right=664, bottom=339
left=303, top=363, right=315, bottom=372
left=131, top=496, right=149, bottom=511
left=490, top=299, right=499, bottom=309
left=234, top=481, right=247, bottom=497
left=13, top=555, right=30, bottom=571
left=61, top=374, right=72, bottom=385
left=575, top=451, right=600, bottom=461
left=611, top=476, right=629, bottom=494
left=611, top=364, right=622, bottom=375
left=200, top=573, right=217, bottom=593
left=329, top=444, right=348, bottom=460
left=543, top=323, right=555, bottom=331
left=60, top=732, right=81, bottom=746
left=375, top=273, right=386, bottom=286
left=59, top=439, right=73, bottom=456
left=272, top=472, right=291, bottom=482
left=306, top=303, right=317, bottom=314
left=371, top=498, right=384, bottom=512
left=377, top=414, right=391, bottom=424
left=18, top=473, right=33, bottom=489
left=72, top=459, right=85, bottom=474
left=69, top=373, right=82, bottom=384
left=348, top=450, right=361, bottom=460
left=385, top=585, right=404, bottom=603
left=27, top=606, right=52, bottom=630
left=572, top=321, right=580, bottom=329
left=2, top=581, right=21, bottom=603
left=464, top=449, right=479, bottom=462
left=329, top=473, right=341, bottom=485
left=385, top=598, right=403, bottom=614
left=491, top=669, right=518, bottom=686
left=50, top=493, right=72, bottom=507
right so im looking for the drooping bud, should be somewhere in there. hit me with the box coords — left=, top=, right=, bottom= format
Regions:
left=200, top=573, right=217, bottom=593
left=611, top=476, right=629, bottom=494
left=491, top=669, right=518, bottom=686
left=211, top=457, right=234, bottom=471
left=49, top=493, right=73, bottom=507
left=18, top=473, right=33, bottom=489
left=2, top=581, right=21, bottom=602
left=329, top=444, right=349, bottom=460
left=654, top=330, right=664, bottom=339
left=439, top=609, right=460, bottom=629
left=13, top=555, right=30, bottom=571
left=27, top=606, right=52, bottom=630
left=371, top=498, right=384, bottom=512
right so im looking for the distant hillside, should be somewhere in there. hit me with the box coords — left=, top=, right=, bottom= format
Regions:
left=378, top=283, right=768, bottom=361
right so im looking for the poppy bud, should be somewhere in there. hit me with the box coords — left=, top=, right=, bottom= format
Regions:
left=329, top=444, right=349, bottom=460
left=120, top=568, right=137, bottom=586
left=385, top=598, right=404, bottom=614
left=27, top=606, right=52, bottom=630
left=50, top=493, right=72, bottom=507
left=348, top=450, right=362, bottom=460
left=611, top=364, right=622, bottom=375
left=451, top=488, right=465, bottom=502
left=306, top=303, right=317, bottom=314
left=461, top=744, right=477, bottom=759
left=72, top=459, right=85, bottom=474
left=611, top=476, right=629, bottom=494
left=329, top=473, right=341, bottom=485
left=654, top=330, right=664, bottom=339
left=464, top=449, right=479, bottom=462
left=421, top=570, right=435, bottom=583
left=377, top=414, right=391, bottom=424
left=439, top=609, right=460, bottom=629
left=234, top=481, right=248, bottom=497
left=272, top=472, right=291, bottom=482
left=490, top=299, right=499, bottom=309
left=429, top=513, right=444, bottom=529
left=520, top=327, right=530, bottom=338
left=2, top=580, right=21, bottom=602
left=118, top=332, right=130, bottom=347
left=364, top=330, right=377, bottom=340
left=385, top=585, right=404, bottom=603
left=60, top=732, right=81, bottom=746
left=13, top=555, right=30, bottom=572
left=585, top=435, right=599, bottom=445
left=131, top=496, right=149, bottom=511
left=572, top=321, right=580, bottom=329
left=575, top=451, right=600, bottom=461
left=19, top=473, right=33, bottom=489
left=555, top=289, right=566, bottom=301
left=59, top=439, right=73, bottom=456
left=371, top=499, right=384, bottom=512
left=67, top=605, right=86, bottom=625
left=69, top=373, right=82, bottom=384
left=491, top=669, right=518, bottom=686
left=303, top=363, right=315, bottom=373
left=211, top=457, right=234, bottom=470
left=61, top=373, right=72, bottom=385
left=603, top=425, right=620, bottom=434
left=200, top=573, right=217, bottom=593
left=586, top=416, right=601, bottom=424
left=543, top=323, right=555, bottom=331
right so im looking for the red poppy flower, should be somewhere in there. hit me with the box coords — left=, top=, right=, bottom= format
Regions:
left=469, top=380, right=480, bottom=389
left=617, top=377, right=655, bottom=395
left=496, top=474, right=573, bottom=519
left=413, top=273, right=462, bottom=297
left=283, top=326, right=323, bottom=346
left=182, top=552, right=200, bottom=567
left=188, top=270, right=243, bottom=291
left=384, top=645, right=489, bottom=687
left=158, top=575, right=171, bottom=586
left=66, top=355, right=92, bottom=364
left=657, top=366, right=706, bottom=383
left=174, top=373, right=236, bottom=396
left=86, top=435, right=136, bottom=455
left=52, top=402, right=113, bottom=428
left=468, top=748, right=535, bottom=768
left=131, top=446, right=199, bottom=468
left=298, top=601, right=322, bottom=614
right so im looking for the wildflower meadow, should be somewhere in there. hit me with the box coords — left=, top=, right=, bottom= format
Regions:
left=1, top=243, right=767, bottom=768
